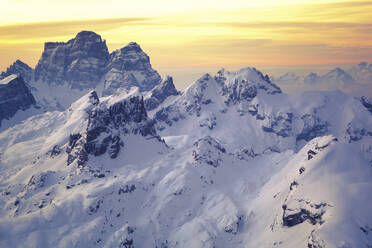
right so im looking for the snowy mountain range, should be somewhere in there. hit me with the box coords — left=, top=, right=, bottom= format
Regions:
left=1, top=31, right=372, bottom=248
left=272, top=63, right=372, bottom=97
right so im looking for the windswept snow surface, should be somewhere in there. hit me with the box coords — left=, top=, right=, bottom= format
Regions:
left=0, top=67, right=372, bottom=248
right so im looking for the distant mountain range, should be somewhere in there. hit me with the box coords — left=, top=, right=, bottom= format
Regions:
left=272, top=62, right=372, bottom=96
left=0, top=31, right=372, bottom=248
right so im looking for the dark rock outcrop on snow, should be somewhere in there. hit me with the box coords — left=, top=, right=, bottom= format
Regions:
left=262, top=113, right=293, bottom=137
left=345, top=122, right=372, bottom=142
left=218, top=68, right=281, bottom=105
left=144, top=76, right=179, bottom=111
left=361, top=96, right=372, bottom=114
left=66, top=91, right=160, bottom=166
left=34, top=31, right=110, bottom=89
left=192, top=136, right=226, bottom=167
left=102, top=42, right=161, bottom=95
left=282, top=201, right=327, bottom=227
left=0, top=60, right=33, bottom=83
left=296, top=114, right=329, bottom=142
left=0, top=76, right=35, bottom=126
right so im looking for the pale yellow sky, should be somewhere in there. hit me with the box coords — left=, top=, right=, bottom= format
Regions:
left=1, top=0, right=372, bottom=85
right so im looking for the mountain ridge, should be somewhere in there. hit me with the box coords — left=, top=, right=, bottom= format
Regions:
left=1, top=31, right=372, bottom=248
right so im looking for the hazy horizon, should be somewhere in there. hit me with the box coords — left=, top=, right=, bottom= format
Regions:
left=1, top=0, right=371, bottom=96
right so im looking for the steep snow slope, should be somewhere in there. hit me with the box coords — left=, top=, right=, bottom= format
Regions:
left=0, top=67, right=372, bottom=248
left=154, top=68, right=372, bottom=153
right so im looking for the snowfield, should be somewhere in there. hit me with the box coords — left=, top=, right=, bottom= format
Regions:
left=1, top=31, right=372, bottom=248
left=0, top=66, right=371, bottom=248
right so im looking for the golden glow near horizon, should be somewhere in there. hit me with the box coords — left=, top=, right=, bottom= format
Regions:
left=1, top=0, right=372, bottom=74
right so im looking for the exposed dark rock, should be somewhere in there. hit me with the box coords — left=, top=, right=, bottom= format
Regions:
left=282, top=201, right=327, bottom=227
left=0, top=76, right=36, bottom=126
left=144, top=76, right=180, bottom=111
left=299, top=167, right=306, bottom=175
left=262, top=113, right=293, bottom=137
left=346, top=122, right=372, bottom=142
left=108, top=135, right=122, bottom=159
left=67, top=133, right=82, bottom=152
left=118, top=185, right=136, bottom=194
left=66, top=92, right=160, bottom=165
left=296, top=114, right=328, bottom=142
left=307, top=150, right=317, bottom=160
left=127, top=226, right=135, bottom=234
left=120, top=238, right=134, bottom=248
left=361, top=96, right=372, bottom=114
left=289, top=181, right=299, bottom=190
left=26, top=171, right=56, bottom=191
left=193, top=136, right=226, bottom=167
left=223, top=80, right=257, bottom=104
left=48, top=145, right=61, bottom=158
left=0, top=60, right=33, bottom=83
left=88, top=199, right=103, bottom=214
left=153, top=104, right=185, bottom=128
left=199, top=115, right=217, bottom=130
left=35, top=31, right=109, bottom=89
left=236, top=147, right=258, bottom=160
left=220, top=68, right=281, bottom=105
left=283, top=208, right=324, bottom=227
left=224, top=215, right=244, bottom=235
left=307, top=230, right=325, bottom=248
left=102, top=42, right=161, bottom=95
left=66, top=133, right=82, bottom=165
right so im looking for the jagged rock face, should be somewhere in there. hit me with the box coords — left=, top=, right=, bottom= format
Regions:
left=262, top=113, right=293, bottom=137
left=102, top=42, right=161, bottom=95
left=219, top=68, right=281, bottom=105
left=144, top=76, right=179, bottom=111
left=0, top=60, right=33, bottom=84
left=66, top=91, right=159, bottom=165
left=34, top=31, right=109, bottom=89
left=0, top=75, right=35, bottom=126
left=296, top=114, right=329, bottom=142
left=153, top=68, right=282, bottom=131
left=192, top=136, right=226, bottom=167
left=361, top=96, right=372, bottom=114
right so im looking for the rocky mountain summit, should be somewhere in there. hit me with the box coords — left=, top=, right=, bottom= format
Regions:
left=0, top=60, right=33, bottom=84
left=33, top=31, right=162, bottom=96
left=66, top=89, right=160, bottom=166
left=34, top=31, right=110, bottom=89
left=0, top=31, right=174, bottom=125
left=102, top=42, right=162, bottom=96
left=144, top=76, right=180, bottom=111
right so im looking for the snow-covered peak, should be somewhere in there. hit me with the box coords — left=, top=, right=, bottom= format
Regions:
left=322, top=67, right=354, bottom=85
left=103, top=87, right=141, bottom=107
left=217, top=67, right=281, bottom=105
left=219, top=67, right=278, bottom=89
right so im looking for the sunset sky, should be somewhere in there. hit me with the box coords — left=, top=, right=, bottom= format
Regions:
left=1, top=0, right=372, bottom=88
